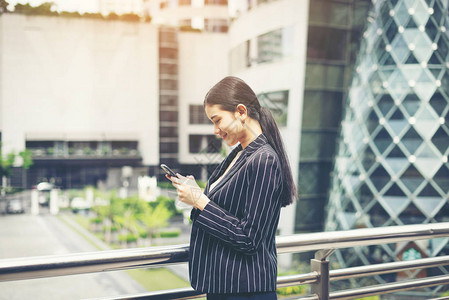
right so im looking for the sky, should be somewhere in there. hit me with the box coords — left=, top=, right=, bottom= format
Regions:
left=6, top=0, right=99, bottom=13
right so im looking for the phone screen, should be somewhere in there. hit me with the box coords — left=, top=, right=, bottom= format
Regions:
left=160, top=164, right=176, bottom=177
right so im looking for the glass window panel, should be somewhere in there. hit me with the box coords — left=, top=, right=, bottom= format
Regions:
left=385, top=19, right=398, bottom=43
left=398, top=202, right=426, bottom=224
left=258, top=90, right=289, bottom=126
left=326, top=28, right=347, bottom=61
left=230, top=40, right=250, bottom=73
left=431, top=127, right=449, bottom=154
left=367, top=202, right=390, bottom=226
left=370, top=165, right=390, bottom=191
left=309, top=0, right=350, bottom=26
left=385, top=183, right=406, bottom=196
left=377, top=94, right=395, bottom=116
left=298, top=162, right=332, bottom=195
left=418, top=183, right=441, bottom=197
left=308, top=0, right=327, bottom=24
left=160, top=110, right=177, bottom=122
left=387, top=146, right=406, bottom=158
left=189, top=105, right=210, bottom=124
left=402, top=127, right=423, bottom=154
left=326, top=65, right=346, bottom=89
left=356, top=183, right=375, bottom=207
left=434, top=203, right=449, bottom=222
left=160, top=126, right=178, bottom=136
left=400, top=164, right=425, bottom=193
left=367, top=110, right=380, bottom=134
left=434, top=165, right=449, bottom=192
left=295, top=196, right=326, bottom=231
left=159, top=63, right=177, bottom=75
left=307, top=27, right=347, bottom=61
left=307, top=26, right=327, bottom=59
left=373, top=128, right=392, bottom=154
left=425, top=18, right=439, bottom=41
left=361, top=145, right=377, bottom=172
left=329, top=2, right=350, bottom=26
left=189, top=135, right=202, bottom=153
left=402, top=94, right=421, bottom=116
left=302, top=91, right=343, bottom=129
left=300, top=131, right=338, bottom=160
left=160, top=142, right=178, bottom=153
left=206, top=135, right=221, bottom=153
left=257, top=26, right=293, bottom=63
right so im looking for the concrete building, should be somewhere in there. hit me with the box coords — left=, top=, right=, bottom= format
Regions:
left=148, top=0, right=229, bottom=32
left=0, top=13, right=228, bottom=189
left=98, top=0, right=145, bottom=16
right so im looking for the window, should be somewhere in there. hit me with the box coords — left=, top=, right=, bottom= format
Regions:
left=257, top=90, right=289, bottom=126
left=257, top=27, right=293, bottom=63
left=204, top=18, right=228, bottom=33
left=160, top=79, right=178, bottom=90
left=160, top=142, right=178, bottom=153
left=160, top=111, right=178, bottom=122
left=307, top=26, right=347, bottom=61
left=189, top=135, right=221, bottom=153
left=302, top=91, right=343, bottom=129
left=159, top=63, right=178, bottom=75
left=189, top=105, right=210, bottom=124
left=230, top=40, right=251, bottom=73
left=205, top=0, right=227, bottom=5
left=309, top=0, right=350, bottom=26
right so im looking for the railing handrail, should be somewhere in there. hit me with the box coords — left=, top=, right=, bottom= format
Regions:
left=1, top=222, right=449, bottom=282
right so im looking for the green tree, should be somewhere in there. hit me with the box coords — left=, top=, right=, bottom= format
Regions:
left=119, top=13, right=140, bottom=22
left=0, top=0, right=9, bottom=13
left=106, top=12, right=119, bottom=21
left=138, top=201, right=172, bottom=246
left=14, top=2, right=57, bottom=16
left=18, top=149, right=33, bottom=189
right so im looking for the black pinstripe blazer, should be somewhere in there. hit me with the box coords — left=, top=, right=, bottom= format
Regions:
left=189, top=133, right=284, bottom=294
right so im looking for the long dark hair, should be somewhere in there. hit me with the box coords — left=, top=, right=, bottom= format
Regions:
left=204, top=76, right=297, bottom=207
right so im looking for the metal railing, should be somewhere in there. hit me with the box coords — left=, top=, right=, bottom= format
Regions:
left=1, top=222, right=449, bottom=299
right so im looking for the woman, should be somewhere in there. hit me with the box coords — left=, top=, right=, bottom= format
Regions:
left=168, top=76, right=297, bottom=300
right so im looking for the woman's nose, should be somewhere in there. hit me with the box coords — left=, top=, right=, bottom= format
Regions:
left=214, top=125, right=221, bottom=136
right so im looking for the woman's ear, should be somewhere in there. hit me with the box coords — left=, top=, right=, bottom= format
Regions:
left=235, top=104, right=247, bottom=119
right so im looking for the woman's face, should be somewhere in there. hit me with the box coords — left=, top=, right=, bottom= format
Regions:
left=205, top=104, right=242, bottom=146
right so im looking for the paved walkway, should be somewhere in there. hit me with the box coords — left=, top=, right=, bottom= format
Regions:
left=0, top=213, right=146, bottom=300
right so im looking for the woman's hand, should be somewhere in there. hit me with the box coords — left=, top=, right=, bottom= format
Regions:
left=167, top=174, right=210, bottom=210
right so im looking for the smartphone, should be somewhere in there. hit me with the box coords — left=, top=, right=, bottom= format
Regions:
left=160, top=164, right=177, bottom=177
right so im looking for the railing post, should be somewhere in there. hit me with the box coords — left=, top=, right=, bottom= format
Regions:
left=310, top=249, right=335, bottom=300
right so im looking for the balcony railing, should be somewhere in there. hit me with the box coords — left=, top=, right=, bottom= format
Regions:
left=1, top=222, right=449, bottom=299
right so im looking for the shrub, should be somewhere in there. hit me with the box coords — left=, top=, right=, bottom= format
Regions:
left=119, top=234, right=137, bottom=243
left=276, top=285, right=306, bottom=296
left=159, top=230, right=180, bottom=238
left=90, top=217, right=103, bottom=224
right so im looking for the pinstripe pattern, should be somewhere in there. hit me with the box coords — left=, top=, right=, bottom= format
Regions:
left=189, top=134, right=284, bottom=294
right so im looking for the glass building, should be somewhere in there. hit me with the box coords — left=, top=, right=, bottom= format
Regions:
left=326, top=0, right=449, bottom=295
left=296, top=0, right=371, bottom=233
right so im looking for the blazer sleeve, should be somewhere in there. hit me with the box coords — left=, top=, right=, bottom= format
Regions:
left=194, top=151, right=282, bottom=255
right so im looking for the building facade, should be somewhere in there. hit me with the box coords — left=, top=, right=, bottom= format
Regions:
left=0, top=13, right=228, bottom=189
left=297, top=0, right=371, bottom=233
left=326, top=0, right=449, bottom=294
left=147, top=0, right=229, bottom=32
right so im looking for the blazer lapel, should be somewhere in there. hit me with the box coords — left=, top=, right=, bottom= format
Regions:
left=205, top=133, right=269, bottom=197
left=206, top=154, right=246, bottom=198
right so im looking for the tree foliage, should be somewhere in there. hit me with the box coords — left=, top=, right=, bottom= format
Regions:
left=14, top=2, right=57, bottom=16
left=0, top=0, right=9, bottom=13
